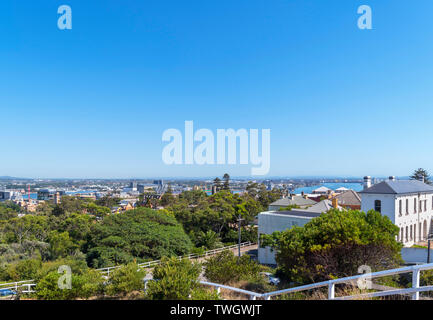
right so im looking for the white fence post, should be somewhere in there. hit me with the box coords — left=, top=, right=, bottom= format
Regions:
left=328, top=282, right=335, bottom=300
left=412, top=268, right=420, bottom=300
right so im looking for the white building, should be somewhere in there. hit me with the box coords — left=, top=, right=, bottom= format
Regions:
left=258, top=198, right=341, bottom=264
left=258, top=210, right=320, bottom=265
left=360, top=176, right=433, bottom=247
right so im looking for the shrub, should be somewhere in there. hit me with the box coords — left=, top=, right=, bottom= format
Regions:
left=204, top=250, right=261, bottom=284
left=105, top=262, right=146, bottom=296
left=7, top=259, right=42, bottom=281
left=34, top=268, right=104, bottom=300
left=145, top=257, right=201, bottom=300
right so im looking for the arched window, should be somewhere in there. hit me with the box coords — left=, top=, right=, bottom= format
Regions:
left=374, top=200, right=381, bottom=213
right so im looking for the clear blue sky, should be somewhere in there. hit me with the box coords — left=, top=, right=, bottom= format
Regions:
left=1, top=0, right=433, bottom=179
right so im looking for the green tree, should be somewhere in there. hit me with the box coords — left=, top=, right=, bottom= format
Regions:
left=411, top=168, right=431, bottom=185
left=261, top=209, right=402, bottom=284
left=223, top=173, right=230, bottom=190
left=85, top=208, right=193, bottom=268
left=160, top=185, right=175, bottom=207
left=48, top=231, right=79, bottom=260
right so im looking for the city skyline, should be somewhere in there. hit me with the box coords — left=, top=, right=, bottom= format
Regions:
left=2, top=1, right=433, bottom=178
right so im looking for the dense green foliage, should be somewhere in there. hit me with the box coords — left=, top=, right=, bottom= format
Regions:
left=204, top=250, right=262, bottom=284
left=86, top=208, right=193, bottom=268
left=261, top=209, right=403, bottom=284
left=0, top=178, right=283, bottom=299
left=105, top=262, right=146, bottom=296
left=145, top=257, right=219, bottom=300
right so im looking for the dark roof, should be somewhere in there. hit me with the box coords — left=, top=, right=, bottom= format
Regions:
left=360, top=180, right=433, bottom=195
left=270, top=210, right=321, bottom=219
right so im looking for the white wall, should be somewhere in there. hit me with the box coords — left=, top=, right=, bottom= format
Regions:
left=258, top=211, right=312, bottom=265
left=361, top=193, right=396, bottom=223
left=361, top=193, right=433, bottom=246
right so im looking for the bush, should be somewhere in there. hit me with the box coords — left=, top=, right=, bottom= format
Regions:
left=204, top=250, right=261, bottom=284
left=34, top=268, right=104, bottom=300
left=190, top=287, right=220, bottom=300
left=105, top=262, right=146, bottom=296
left=35, top=256, right=89, bottom=281
left=7, top=259, right=42, bottom=281
left=145, top=257, right=202, bottom=300
left=261, top=209, right=402, bottom=284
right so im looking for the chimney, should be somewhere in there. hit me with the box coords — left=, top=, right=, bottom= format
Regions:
left=363, top=176, right=371, bottom=190
left=332, top=197, right=338, bottom=208
left=389, top=176, right=396, bottom=181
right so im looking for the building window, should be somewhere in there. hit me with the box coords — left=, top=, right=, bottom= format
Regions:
left=424, top=200, right=427, bottom=212
left=420, top=200, right=423, bottom=213
left=374, top=200, right=381, bottom=213
left=414, top=198, right=417, bottom=213
left=406, top=199, right=409, bottom=215
left=399, top=200, right=402, bottom=216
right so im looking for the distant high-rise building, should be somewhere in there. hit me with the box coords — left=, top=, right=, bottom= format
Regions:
left=129, top=181, right=137, bottom=191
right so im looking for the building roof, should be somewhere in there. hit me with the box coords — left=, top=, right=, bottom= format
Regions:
left=336, top=187, right=349, bottom=191
left=269, top=196, right=316, bottom=207
left=263, top=210, right=321, bottom=219
left=333, top=190, right=361, bottom=206
left=360, top=180, right=433, bottom=195
left=306, top=199, right=333, bottom=213
left=312, top=186, right=331, bottom=193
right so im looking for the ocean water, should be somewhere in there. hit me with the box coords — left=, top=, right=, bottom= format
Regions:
left=293, top=183, right=363, bottom=194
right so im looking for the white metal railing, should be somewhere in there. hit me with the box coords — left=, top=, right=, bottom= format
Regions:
left=7, top=262, right=433, bottom=300
left=97, top=242, right=256, bottom=276
left=0, top=280, right=36, bottom=297
left=201, top=263, right=433, bottom=300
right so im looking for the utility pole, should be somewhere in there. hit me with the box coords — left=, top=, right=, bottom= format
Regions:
left=428, top=232, right=433, bottom=263
left=237, top=213, right=244, bottom=262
